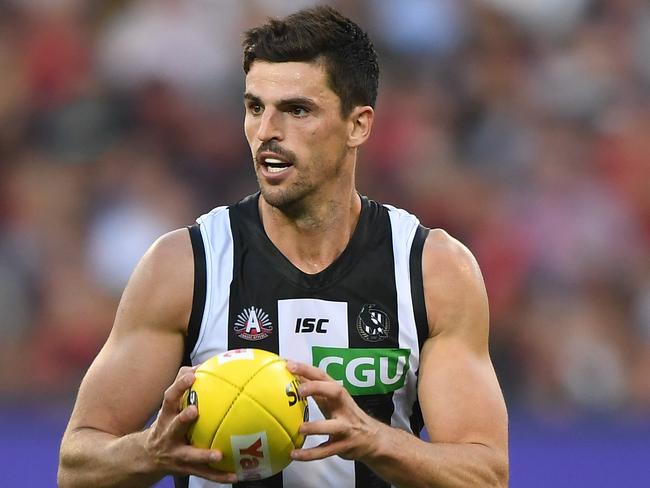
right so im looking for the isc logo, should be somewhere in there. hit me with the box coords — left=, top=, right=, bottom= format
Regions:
left=295, top=317, right=328, bottom=334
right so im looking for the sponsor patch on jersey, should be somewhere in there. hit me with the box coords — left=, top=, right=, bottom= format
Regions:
left=278, top=298, right=347, bottom=336
left=234, top=306, right=273, bottom=341
left=230, top=431, right=272, bottom=481
left=356, top=304, right=390, bottom=342
left=312, top=346, right=410, bottom=396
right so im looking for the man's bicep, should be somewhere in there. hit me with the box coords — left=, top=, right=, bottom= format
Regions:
left=69, top=325, right=185, bottom=436
left=66, top=229, right=194, bottom=437
left=417, top=229, right=507, bottom=451
left=417, top=335, right=508, bottom=450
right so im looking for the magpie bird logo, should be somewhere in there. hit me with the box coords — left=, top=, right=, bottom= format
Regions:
left=356, top=304, right=390, bottom=342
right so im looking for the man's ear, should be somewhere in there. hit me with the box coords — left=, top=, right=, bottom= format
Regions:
left=347, top=106, right=374, bottom=148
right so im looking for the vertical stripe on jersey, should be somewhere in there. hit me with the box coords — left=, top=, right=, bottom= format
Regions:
left=408, top=224, right=430, bottom=437
left=346, top=209, right=397, bottom=488
left=228, top=208, right=282, bottom=488
left=385, top=206, right=422, bottom=438
left=176, top=224, right=207, bottom=488
left=190, top=207, right=234, bottom=365
left=183, top=223, right=207, bottom=367
left=409, top=225, right=430, bottom=353
left=175, top=475, right=189, bottom=488
left=279, top=298, right=355, bottom=488
left=186, top=208, right=236, bottom=488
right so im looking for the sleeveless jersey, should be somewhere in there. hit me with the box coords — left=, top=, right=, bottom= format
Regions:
left=175, top=193, right=429, bottom=488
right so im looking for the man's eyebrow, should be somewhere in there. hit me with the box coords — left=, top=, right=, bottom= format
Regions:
left=244, top=93, right=262, bottom=103
left=244, top=93, right=318, bottom=108
left=277, top=96, right=318, bottom=109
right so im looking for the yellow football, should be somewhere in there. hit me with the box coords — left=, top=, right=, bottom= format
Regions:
left=183, top=348, right=309, bottom=481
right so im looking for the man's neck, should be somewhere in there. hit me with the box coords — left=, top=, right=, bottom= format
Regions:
left=259, top=190, right=362, bottom=275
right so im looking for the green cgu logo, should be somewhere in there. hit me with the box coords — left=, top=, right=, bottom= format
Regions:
left=311, top=346, right=410, bottom=396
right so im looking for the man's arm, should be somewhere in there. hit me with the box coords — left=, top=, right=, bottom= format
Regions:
left=290, top=229, right=508, bottom=487
left=58, top=229, right=237, bottom=488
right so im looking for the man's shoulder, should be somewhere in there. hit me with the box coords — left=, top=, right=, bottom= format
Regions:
left=421, top=229, right=488, bottom=337
left=146, top=228, right=194, bottom=268
left=116, top=228, right=195, bottom=335
left=140, top=229, right=195, bottom=298
left=422, top=229, right=482, bottom=286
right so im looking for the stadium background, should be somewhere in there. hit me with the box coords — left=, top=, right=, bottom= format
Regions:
left=0, top=0, right=649, bottom=486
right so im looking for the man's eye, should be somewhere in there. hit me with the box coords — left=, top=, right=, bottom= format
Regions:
left=249, top=104, right=263, bottom=115
left=291, top=106, right=309, bottom=117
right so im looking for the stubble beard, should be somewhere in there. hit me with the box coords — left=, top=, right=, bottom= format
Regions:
left=257, top=145, right=350, bottom=218
left=258, top=177, right=313, bottom=214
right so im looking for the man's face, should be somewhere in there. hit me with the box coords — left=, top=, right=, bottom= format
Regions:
left=244, top=60, right=351, bottom=210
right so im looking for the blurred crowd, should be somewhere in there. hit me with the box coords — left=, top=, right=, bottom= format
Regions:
left=0, top=0, right=649, bottom=418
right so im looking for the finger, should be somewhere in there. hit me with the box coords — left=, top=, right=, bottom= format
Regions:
left=298, top=380, right=345, bottom=401
left=286, top=360, right=332, bottom=381
left=175, top=365, right=198, bottom=380
left=161, top=372, right=196, bottom=416
left=291, top=439, right=345, bottom=461
left=299, top=419, right=346, bottom=436
left=173, top=445, right=223, bottom=466
left=168, top=404, right=198, bottom=439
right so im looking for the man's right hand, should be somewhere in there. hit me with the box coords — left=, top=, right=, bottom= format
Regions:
left=144, top=366, right=239, bottom=484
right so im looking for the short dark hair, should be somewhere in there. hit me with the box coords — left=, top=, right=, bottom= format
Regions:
left=242, top=6, right=379, bottom=116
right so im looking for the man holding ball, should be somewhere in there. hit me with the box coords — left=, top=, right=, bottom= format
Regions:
left=58, top=6, right=508, bottom=488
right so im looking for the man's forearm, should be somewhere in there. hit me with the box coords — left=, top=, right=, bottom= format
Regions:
left=364, top=423, right=508, bottom=488
left=58, top=428, right=163, bottom=488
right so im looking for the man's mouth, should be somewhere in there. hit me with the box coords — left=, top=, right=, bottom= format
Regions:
left=258, top=153, right=293, bottom=174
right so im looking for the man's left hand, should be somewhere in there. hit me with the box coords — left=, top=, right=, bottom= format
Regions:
left=286, top=360, right=384, bottom=463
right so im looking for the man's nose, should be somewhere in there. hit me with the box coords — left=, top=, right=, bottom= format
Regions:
left=257, top=109, right=283, bottom=142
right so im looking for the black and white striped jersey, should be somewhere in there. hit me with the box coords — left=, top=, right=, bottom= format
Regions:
left=176, top=192, right=429, bottom=488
